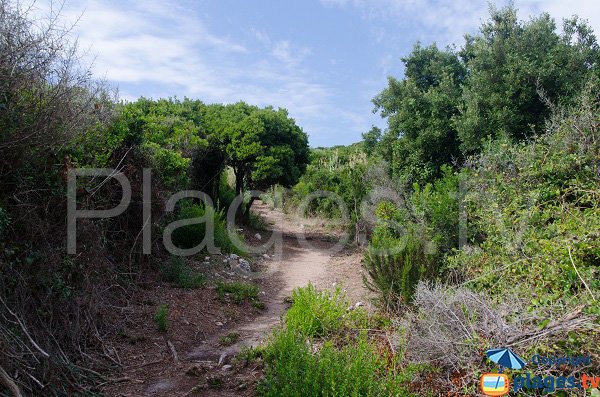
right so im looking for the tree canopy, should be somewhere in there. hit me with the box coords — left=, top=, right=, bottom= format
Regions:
left=371, top=5, right=600, bottom=185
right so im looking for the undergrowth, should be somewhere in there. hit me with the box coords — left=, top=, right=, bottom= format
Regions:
left=160, top=257, right=205, bottom=289
left=255, top=284, right=421, bottom=397
left=216, top=281, right=260, bottom=304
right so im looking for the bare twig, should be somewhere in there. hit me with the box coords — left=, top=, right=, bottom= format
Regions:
left=567, top=246, right=596, bottom=301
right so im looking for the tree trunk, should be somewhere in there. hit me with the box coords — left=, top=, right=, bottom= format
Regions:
left=243, top=196, right=256, bottom=222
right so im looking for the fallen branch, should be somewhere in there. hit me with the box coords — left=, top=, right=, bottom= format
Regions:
left=0, top=364, right=23, bottom=397
left=167, top=340, right=178, bottom=364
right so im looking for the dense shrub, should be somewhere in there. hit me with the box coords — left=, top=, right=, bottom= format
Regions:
left=363, top=231, right=438, bottom=306
left=258, top=329, right=413, bottom=397
left=449, top=81, right=600, bottom=316
left=286, top=144, right=370, bottom=221
left=257, top=285, right=416, bottom=397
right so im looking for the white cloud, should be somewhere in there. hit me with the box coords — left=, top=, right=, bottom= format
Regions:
left=319, top=0, right=600, bottom=46
left=36, top=0, right=345, bottom=144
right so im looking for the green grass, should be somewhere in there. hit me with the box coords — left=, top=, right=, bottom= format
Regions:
left=285, top=283, right=366, bottom=338
left=219, top=332, right=240, bottom=346
left=216, top=281, right=260, bottom=304
left=160, top=257, right=205, bottom=289
left=154, top=304, right=169, bottom=332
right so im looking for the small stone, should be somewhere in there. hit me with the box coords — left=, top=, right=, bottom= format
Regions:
left=238, top=259, right=251, bottom=272
left=221, top=364, right=233, bottom=371
left=254, top=233, right=262, bottom=240
left=204, top=256, right=210, bottom=261
left=260, top=291, right=266, bottom=296
left=230, top=254, right=239, bottom=260
left=215, top=321, right=223, bottom=327
left=262, top=253, right=270, bottom=259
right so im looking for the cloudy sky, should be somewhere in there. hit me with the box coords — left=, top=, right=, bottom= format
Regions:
left=45, top=0, right=600, bottom=147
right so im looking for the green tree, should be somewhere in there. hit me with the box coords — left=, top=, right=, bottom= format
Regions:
left=454, top=6, right=599, bottom=154
left=373, top=43, right=466, bottom=184
left=361, top=125, right=382, bottom=156
left=200, top=102, right=309, bottom=220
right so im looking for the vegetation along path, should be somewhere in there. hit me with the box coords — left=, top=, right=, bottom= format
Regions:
left=102, top=201, right=371, bottom=397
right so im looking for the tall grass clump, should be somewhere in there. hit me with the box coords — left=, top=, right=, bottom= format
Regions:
left=363, top=231, right=438, bottom=307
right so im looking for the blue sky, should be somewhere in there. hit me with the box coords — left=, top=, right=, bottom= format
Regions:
left=50, top=0, right=600, bottom=147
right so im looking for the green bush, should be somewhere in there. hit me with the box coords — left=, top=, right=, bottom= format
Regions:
left=216, top=281, right=259, bottom=304
left=285, top=284, right=365, bottom=338
left=247, top=212, right=268, bottom=231
left=160, top=257, right=205, bottom=289
left=363, top=231, right=438, bottom=306
left=172, top=202, right=245, bottom=256
left=447, top=81, right=600, bottom=322
left=258, top=328, right=414, bottom=397
left=154, top=304, right=169, bottom=332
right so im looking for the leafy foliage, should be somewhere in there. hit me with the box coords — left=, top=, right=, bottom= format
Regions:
left=287, top=144, right=370, bottom=221
left=450, top=81, right=600, bottom=316
left=372, top=5, right=600, bottom=184
left=171, top=201, right=245, bottom=255
left=257, top=285, right=418, bottom=397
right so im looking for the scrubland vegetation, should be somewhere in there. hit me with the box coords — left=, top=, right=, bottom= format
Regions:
left=256, top=5, right=600, bottom=396
left=0, top=1, right=598, bottom=396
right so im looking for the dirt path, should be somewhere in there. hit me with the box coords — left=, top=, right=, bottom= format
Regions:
left=189, top=200, right=371, bottom=363
left=103, top=201, right=371, bottom=397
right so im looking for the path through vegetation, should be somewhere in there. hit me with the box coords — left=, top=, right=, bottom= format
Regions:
left=104, top=201, right=370, bottom=397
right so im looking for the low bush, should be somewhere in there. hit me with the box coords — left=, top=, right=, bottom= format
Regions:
left=247, top=212, right=269, bottom=231
left=216, top=281, right=259, bottom=304
left=285, top=283, right=366, bottom=338
left=154, top=304, right=169, bottom=332
left=258, top=329, right=414, bottom=397
left=160, top=257, right=205, bottom=288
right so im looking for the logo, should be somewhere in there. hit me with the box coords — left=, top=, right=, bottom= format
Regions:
left=482, top=348, right=598, bottom=394
left=480, top=373, right=510, bottom=396
left=481, top=348, right=526, bottom=396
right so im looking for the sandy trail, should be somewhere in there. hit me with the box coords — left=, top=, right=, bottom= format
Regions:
left=189, top=201, right=370, bottom=359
